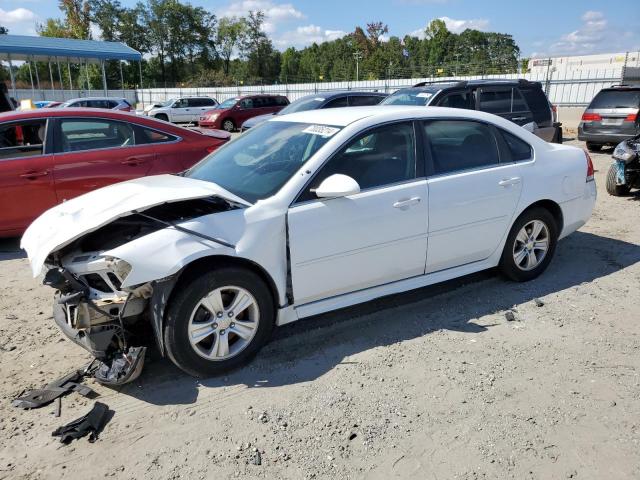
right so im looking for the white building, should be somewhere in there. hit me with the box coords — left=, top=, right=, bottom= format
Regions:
left=529, top=52, right=640, bottom=76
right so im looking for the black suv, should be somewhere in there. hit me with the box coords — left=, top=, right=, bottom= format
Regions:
left=578, top=85, right=640, bottom=152
left=382, top=79, right=562, bottom=143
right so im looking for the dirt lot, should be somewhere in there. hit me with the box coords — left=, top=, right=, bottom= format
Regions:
left=1, top=139, right=639, bottom=480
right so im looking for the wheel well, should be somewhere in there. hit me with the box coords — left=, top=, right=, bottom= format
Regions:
left=523, top=200, right=564, bottom=233
left=174, top=255, right=280, bottom=309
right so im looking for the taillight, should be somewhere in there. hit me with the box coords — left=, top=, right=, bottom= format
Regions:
left=551, top=104, right=557, bottom=113
left=624, top=113, right=637, bottom=122
left=206, top=145, right=219, bottom=154
left=585, top=151, right=594, bottom=182
left=581, top=112, right=602, bottom=122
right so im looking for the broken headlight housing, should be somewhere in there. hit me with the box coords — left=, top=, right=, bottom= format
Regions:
left=104, top=257, right=132, bottom=283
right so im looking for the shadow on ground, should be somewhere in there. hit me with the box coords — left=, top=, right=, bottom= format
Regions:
left=0, top=237, right=25, bottom=261
left=116, top=230, right=640, bottom=406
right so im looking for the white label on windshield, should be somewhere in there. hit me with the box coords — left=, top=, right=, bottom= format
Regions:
left=416, top=92, right=433, bottom=99
left=303, top=125, right=340, bottom=137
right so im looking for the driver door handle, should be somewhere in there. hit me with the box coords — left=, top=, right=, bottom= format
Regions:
left=498, top=177, right=521, bottom=187
left=512, top=116, right=528, bottom=121
left=393, top=196, right=421, bottom=209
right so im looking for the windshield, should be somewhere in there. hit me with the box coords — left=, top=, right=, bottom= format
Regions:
left=278, top=96, right=325, bottom=115
left=216, top=97, right=239, bottom=110
left=187, top=121, right=341, bottom=203
left=159, top=99, right=174, bottom=107
left=590, top=90, right=640, bottom=109
left=381, top=88, right=439, bottom=106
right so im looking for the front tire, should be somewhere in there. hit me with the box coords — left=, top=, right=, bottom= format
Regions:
left=606, top=163, right=631, bottom=196
left=164, top=266, right=274, bottom=377
left=154, top=113, right=169, bottom=122
left=499, top=207, right=558, bottom=282
left=586, top=142, right=602, bottom=152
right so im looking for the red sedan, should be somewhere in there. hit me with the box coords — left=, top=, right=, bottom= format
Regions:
left=0, top=108, right=230, bottom=237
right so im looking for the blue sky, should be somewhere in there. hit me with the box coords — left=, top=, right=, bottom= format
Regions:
left=1, top=0, right=639, bottom=57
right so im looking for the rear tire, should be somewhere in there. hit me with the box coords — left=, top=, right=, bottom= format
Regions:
left=586, top=142, right=602, bottom=152
left=154, top=113, right=169, bottom=122
left=606, top=163, right=631, bottom=196
left=222, top=119, right=235, bottom=132
left=499, top=207, right=558, bottom=282
left=164, top=266, right=274, bottom=378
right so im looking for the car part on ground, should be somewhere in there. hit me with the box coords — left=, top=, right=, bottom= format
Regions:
left=607, top=134, right=640, bottom=196
left=578, top=85, right=640, bottom=150
left=52, top=401, right=110, bottom=444
left=381, top=79, right=562, bottom=143
left=239, top=91, right=388, bottom=131
left=22, top=106, right=596, bottom=382
left=0, top=108, right=230, bottom=237
left=12, top=363, right=96, bottom=409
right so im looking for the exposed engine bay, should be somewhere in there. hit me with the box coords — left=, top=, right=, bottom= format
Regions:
left=40, top=196, right=239, bottom=385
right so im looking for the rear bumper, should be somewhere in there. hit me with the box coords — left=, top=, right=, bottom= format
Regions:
left=559, top=180, right=597, bottom=239
left=578, top=126, right=638, bottom=144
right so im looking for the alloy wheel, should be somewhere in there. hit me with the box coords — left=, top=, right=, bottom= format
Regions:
left=512, top=220, right=550, bottom=271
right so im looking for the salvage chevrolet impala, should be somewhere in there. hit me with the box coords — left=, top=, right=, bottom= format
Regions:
left=21, top=106, right=596, bottom=384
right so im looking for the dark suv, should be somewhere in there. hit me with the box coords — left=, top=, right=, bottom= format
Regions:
left=382, top=79, right=562, bottom=143
left=578, top=85, right=640, bottom=151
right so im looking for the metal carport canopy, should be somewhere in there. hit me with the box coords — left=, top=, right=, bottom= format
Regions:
left=0, top=34, right=141, bottom=62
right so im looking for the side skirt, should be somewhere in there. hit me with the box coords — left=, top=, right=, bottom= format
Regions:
left=275, top=257, right=497, bottom=326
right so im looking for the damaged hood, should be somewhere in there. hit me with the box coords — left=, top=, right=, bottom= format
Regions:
left=21, top=174, right=250, bottom=276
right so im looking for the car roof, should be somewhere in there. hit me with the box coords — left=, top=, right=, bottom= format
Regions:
left=410, top=79, right=543, bottom=90
left=295, top=91, right=386, bottom=102
left=64, top=97, right=126, bottom=101
left=270, top=105, right=503, bottom=127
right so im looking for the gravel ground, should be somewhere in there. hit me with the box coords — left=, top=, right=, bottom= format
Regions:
left=0, top=139, right=639, bottom=480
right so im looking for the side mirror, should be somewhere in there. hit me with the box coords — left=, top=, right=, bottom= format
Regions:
left=313, top=174, right=360, bottom=199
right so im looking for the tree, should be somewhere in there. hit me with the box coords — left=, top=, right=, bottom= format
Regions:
left=0, top=26, right=8, bottom=35
left=59, top=0, right=91, bottom=39
left=217, top=17, right=246, bottom=76
left=89, top=0, right=123, bottom=41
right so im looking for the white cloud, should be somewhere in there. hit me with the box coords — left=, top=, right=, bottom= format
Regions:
left=217, top=1, right=305, bottom=34
left=407, top=16, right=489, bottom=38
left=274, top=24, right=347, bottom=49
left=0, top=8, right=39, bottom=35
left=438, top=16, right=489, bottom=34
left=548, top=11, right=607, bottom=54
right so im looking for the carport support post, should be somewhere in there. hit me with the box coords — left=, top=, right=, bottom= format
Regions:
left=33, top=58, right=42, bottom=100
left=27, top=60, right=35, bottom=98
left=56, top=58, right=65, bottom=101
left=119, top=60, right=125, bottom=96
left=67, top=61, right=73, bottom=92
left=138, top=60, right=144, bottom=108
left=84, top=60, right=91, bottom=95
left=48, top=59, right=56, bottom=99
left=101, top=60, right=107, bottom=96
left=7, top=54, right=16, bottom=98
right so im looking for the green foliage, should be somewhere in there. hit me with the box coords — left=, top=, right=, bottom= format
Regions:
left=35, top=3, right=521, bottom=88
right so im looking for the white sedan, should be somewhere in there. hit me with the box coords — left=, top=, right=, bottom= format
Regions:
left=22, top=106, right=596, bottom=383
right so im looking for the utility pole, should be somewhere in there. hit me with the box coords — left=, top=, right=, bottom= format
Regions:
left=353, top=51, right=363, bottom=82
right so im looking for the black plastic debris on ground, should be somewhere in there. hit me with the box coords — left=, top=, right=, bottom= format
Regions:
left=12, top=364, right=97, bottom=410
left=52, top=402, right=112, bottom=444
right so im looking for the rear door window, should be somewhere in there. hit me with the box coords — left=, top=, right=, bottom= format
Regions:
left=57, top=119, right=135, bottom=152
left=478, top=89, right=512, bottom=114
left=423, top=120, right=500, bottom=175
left=498, top=129, right=532, bottom=162
left=0, top=120, right=47, bottom=160
left=136, top=126, right=177, bottom=144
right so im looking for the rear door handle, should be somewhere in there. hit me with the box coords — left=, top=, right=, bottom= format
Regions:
left=20, top=170, right=49, bottom=179
left=512, top=116, right=528, bottom=121
left=121, top=157, right=147, bottom=166
left=498, top=177, right=521, bottom=187
left=393, top=196, right=421, bottom=209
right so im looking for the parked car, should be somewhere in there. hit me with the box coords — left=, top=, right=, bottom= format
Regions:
left=199, top=94, right=290, bottom=132
left=381, top=79, right=562, bottom=143
left=0, top=108, right=230, bottom=237
left=578, top=85, right=640, bottom=152
left=607, top=133, right=640, bottom=196
left=34, top=101, right=61, bottom=109
left=147, top=97, right=219, bottom=124
left=21, top=106, right=596, bottom=384
left=60, top=97, right=134, bottom=111
left=240, top=91, right=388, bottom=131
